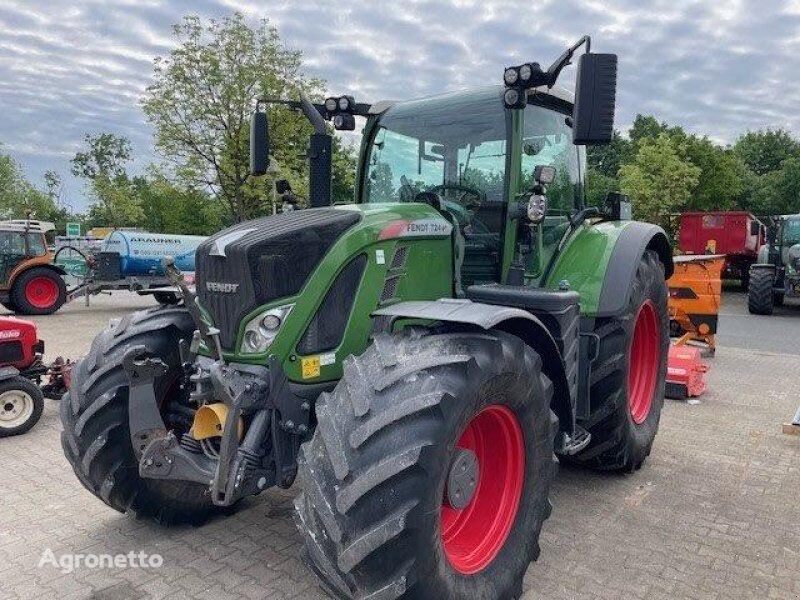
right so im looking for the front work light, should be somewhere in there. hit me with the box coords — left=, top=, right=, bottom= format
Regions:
left=503, top=88, right=525, bottom=109
left=503, top=68, right=519, bottom=86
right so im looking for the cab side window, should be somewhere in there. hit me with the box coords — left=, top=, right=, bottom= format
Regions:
left=521, top=102, right=583, bottom=283
left=26, top=234, right=47, bottom=256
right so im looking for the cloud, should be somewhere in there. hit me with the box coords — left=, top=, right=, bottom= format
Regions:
left=1, top=0, right=800, bottom=211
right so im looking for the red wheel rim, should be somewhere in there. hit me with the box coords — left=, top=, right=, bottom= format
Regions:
left=440, top=405, right=525, bottom=575
left=628, top=300, right=660, bottom=424
left=25, top=276, right=59, bottom=309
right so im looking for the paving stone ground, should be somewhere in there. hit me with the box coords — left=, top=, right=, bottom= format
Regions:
left=1, top=292, right=798, bottom=600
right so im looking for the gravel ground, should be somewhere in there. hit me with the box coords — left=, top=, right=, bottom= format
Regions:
left=1, top=291, right=798, bottom=600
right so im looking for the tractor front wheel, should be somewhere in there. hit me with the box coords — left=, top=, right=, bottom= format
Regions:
left=60, top=306, right=220, bottom=523
left=295, top=330, right=557, bottom=600
left=748, top=269, right=775, bottom=315
left=567, top=250, right=669, bottom=472
left=0, top=376, right=44, bottom=437
left=11, top=267, right=67, bottom=315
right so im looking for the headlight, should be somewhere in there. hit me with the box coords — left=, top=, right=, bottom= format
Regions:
left=240, top=304, right=293, bottom=354
left=503, top=67, right=518, bottom=85
left=338, top=96, right=350, bottom=111
left=518, top=63, right=532, bottom=82
left=324, top=97, right=337, bottom=112
left=527, top=193, right=547, bottom=223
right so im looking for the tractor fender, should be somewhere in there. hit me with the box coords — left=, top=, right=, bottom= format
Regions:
left=596, top=222, right=673, bottom=318
left=372, top=299, right=574, bottom=435
left=8, top=262, right=66, bottom=288
left=749, top=263, right=776, bottom=273
left=0, top=366, right=20, bottom=381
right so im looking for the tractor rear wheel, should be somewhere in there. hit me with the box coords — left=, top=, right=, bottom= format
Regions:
left=747, top=269, right=775, bottom=315
left=0, top=376, right=44, bottom=437
left=295, top=330, right=557, bottom=600
left=60, top=306, right=220, bottom=524
left=567, top=250, right=669, bottom=472
left=11, top=267, right=67, bottom=315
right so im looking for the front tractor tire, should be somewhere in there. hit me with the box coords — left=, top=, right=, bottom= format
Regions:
left=295, top=331, right=557, bottom=600
left=60, top=306, right=219, bottom=524
left=11, top=267, right=67, bottom=315
left=568, top=250, right=669, bottom=472
left=747, top=268, right=775, bottom=315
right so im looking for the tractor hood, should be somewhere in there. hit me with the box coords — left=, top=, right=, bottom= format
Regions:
left=196, top=208, right=363, bottom=349
left=195, top=203, right=453, bottom=351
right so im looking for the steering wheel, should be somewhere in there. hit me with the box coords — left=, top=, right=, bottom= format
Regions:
left=429, top=184, right=486, bottom=211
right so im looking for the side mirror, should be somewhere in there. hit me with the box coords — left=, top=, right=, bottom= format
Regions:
left=572, top=53, right=617, bottom=145
left=250, top=110, right=269, bottom=176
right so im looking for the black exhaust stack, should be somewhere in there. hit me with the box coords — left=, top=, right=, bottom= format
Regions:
left=299, top=95, right=332, bottom=208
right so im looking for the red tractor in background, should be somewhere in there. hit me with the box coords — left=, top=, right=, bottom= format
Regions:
left=0, top=316, right=70, bottom=437
left=678, top=211, right=764, bottom=288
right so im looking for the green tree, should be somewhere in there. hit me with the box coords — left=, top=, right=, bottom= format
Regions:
left=750, top=157, right=800, bottom=215
left=71, top=133, right=132, bottom=181
left=680, top=136, right=747, bottom=211
left=619, top=134, right=701, bottom=229
left=0, top=147, right=70, bottom=228
left=142, top=13, right=353, bottom=221
left=733, top=129, right=800, bottom=176
left=134, top=171, right=222, bottom=236
left=71, top=133, right=143, bottom=227
left=586, top=131, right=632, bottom=179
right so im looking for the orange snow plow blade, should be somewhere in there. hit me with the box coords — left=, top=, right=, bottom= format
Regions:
left=667, top=255, right=725, bottom=352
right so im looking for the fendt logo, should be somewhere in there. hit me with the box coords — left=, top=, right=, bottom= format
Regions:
left=205, top=281, right=239, bottom=294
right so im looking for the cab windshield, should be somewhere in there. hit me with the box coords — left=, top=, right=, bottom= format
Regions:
left=783, top=218, right=800, bottom=245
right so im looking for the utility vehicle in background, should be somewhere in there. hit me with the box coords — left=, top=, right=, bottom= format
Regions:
left=677, top=211, right=764, bottom=288
left=748, top=214, right=800, bottom=314
left=61, top=37, right=673, bottom=599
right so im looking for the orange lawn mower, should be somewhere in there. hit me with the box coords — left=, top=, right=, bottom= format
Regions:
left=664, top=255, right=724, bottom=399
left=667, top=254, right=725, bottom=352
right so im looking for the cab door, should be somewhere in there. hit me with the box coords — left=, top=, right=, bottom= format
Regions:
left=518, top=101, right=584, bottom=286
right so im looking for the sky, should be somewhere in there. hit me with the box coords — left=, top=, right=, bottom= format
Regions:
left=2, top=0, right=800, bottom=212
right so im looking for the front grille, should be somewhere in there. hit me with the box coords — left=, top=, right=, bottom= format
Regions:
left=195, top=209, right=362, bottom=349
left=0, top=341, right=23, bottom=364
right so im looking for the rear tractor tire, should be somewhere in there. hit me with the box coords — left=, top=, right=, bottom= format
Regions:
left=60, top=306, right=221, bottom=524
left=747, top=269, right=775, bottom=315
left=11, top=267, right=67, bottom=315
left=567, top=249, right=669, bottom=472
left=295, top=330, right=557, bottom=600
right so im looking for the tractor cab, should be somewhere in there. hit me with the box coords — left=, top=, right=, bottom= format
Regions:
left=0, top=222, right=49, bottom=285
left=357, top=84, right=583, bottom=290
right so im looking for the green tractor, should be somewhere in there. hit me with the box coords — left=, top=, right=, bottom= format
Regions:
left=748, top=214, right=800, bottom=315
left=61, top=38, right=672, bottom=599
